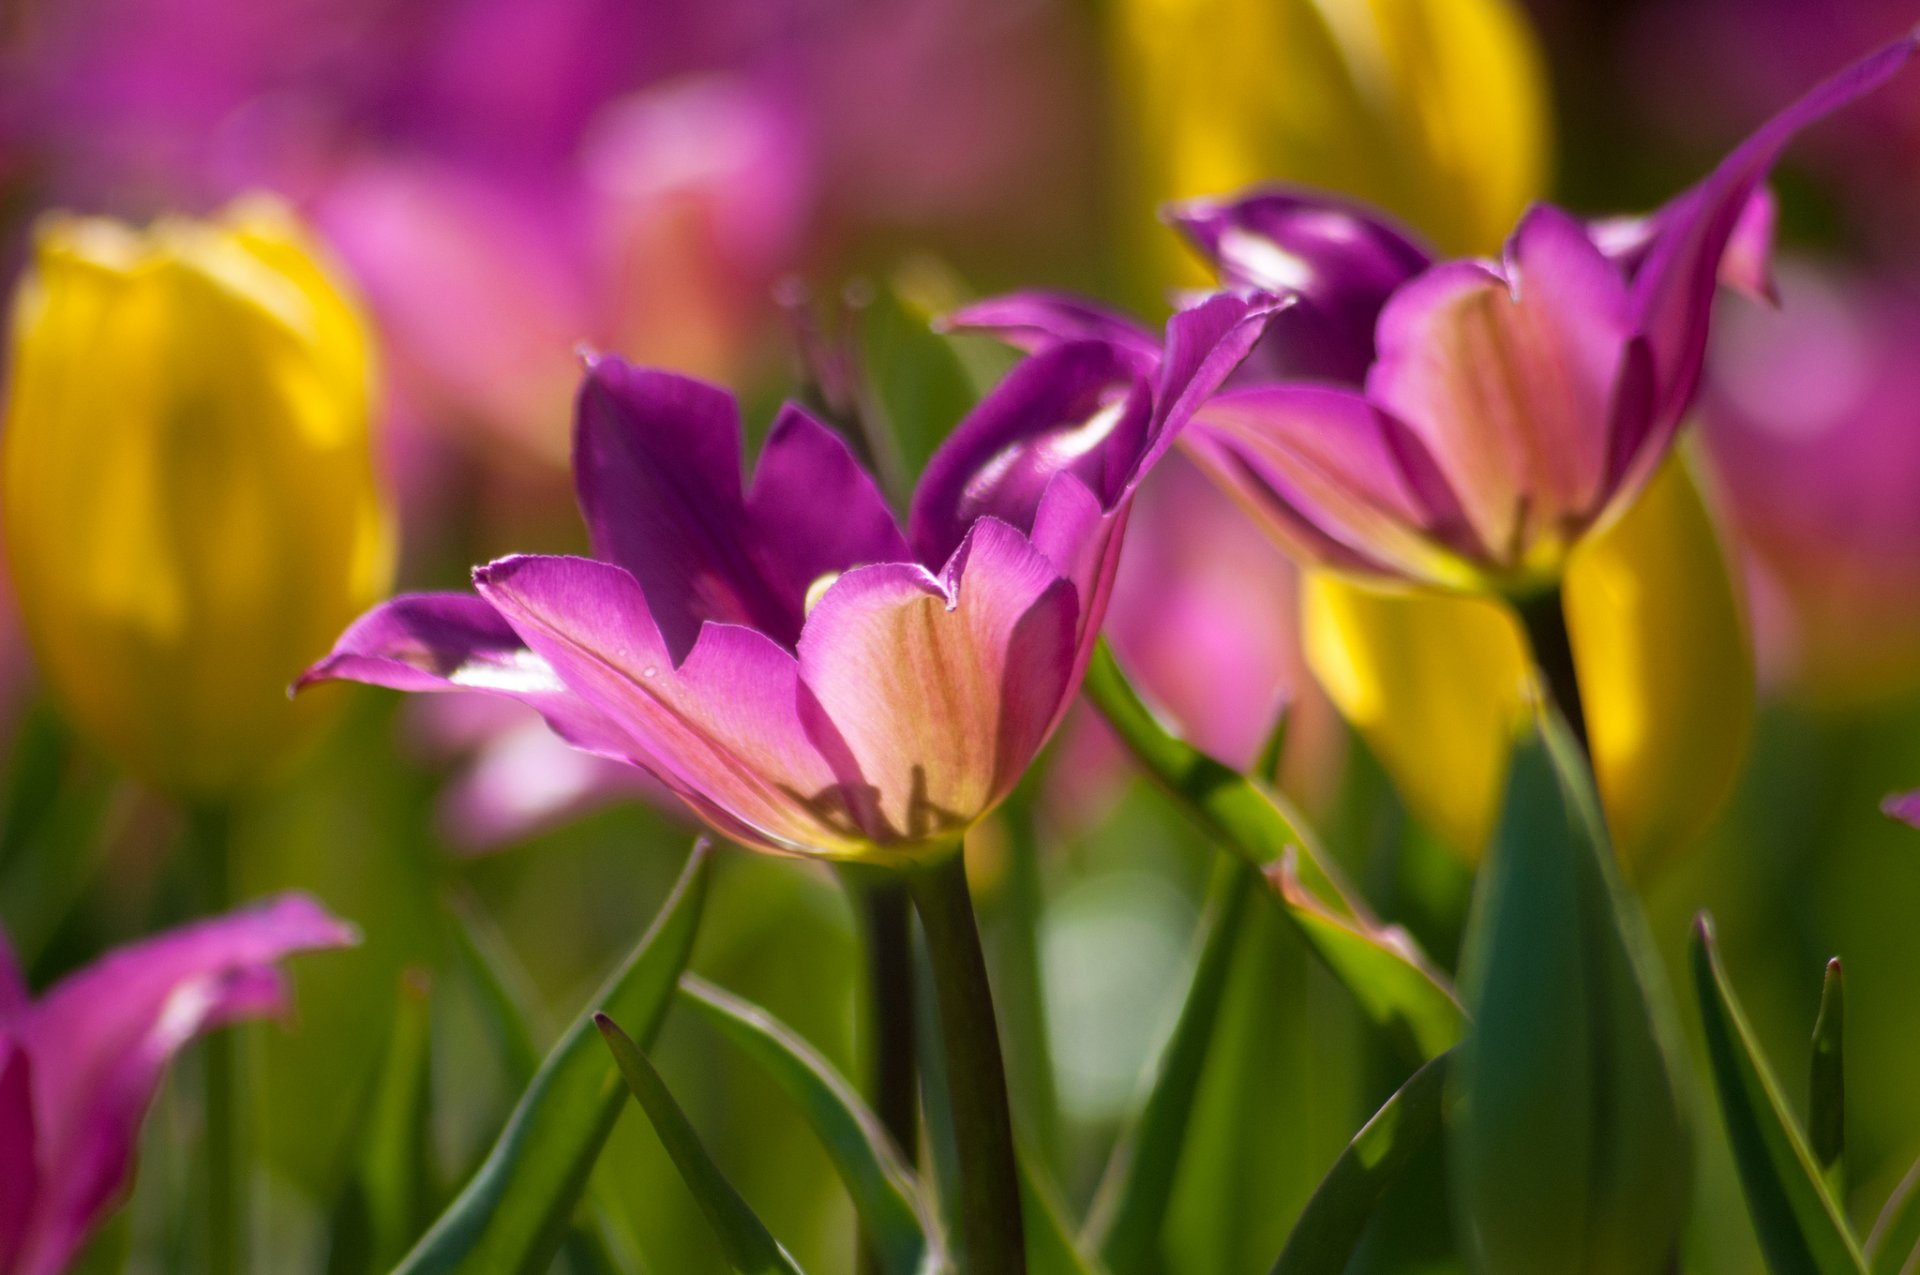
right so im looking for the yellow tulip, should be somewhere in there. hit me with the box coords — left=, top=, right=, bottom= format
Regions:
left=1306, top=456, right=1753, bottom=873
left=3, top=197, right=393, bottom=795
left=1111, top=0, right=1550, bottom=287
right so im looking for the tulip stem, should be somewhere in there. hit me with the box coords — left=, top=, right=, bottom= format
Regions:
left=846, top=872, right=920, bottom=1275
left=906, top=847, right=1027, bottom=1274
left=1516, top=587, right=1589, bottom=755
left=191, top=803, right=244, bottom=1275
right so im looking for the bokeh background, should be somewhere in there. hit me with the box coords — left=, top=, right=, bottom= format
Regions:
left=4, top=1, right=1920, bottom=1271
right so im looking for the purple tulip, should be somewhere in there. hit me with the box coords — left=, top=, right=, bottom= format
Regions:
left=0, top=896, right=355, bottom=1275
left=301, top=295, right=1272, bottom=860
left=1029, top=37, right=1913, bottom=595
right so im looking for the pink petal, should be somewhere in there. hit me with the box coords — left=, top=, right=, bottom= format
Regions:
left=797, top=520, right=1078, bottom=846
left=1184, top=384, right=1479, bottom=586
left=16, top=896, right=354, bottom=1275
left=1366, top=207, right=1633, bottom=564
left=939, top=291, right=1162, bottom=366
left=0, top=1044, right=33, bottom=1275
left=474, top=554, right=874, bottom=856
left=1883, top=791, right=1920, bottom=829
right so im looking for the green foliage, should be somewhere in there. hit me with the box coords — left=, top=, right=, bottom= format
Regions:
left=1451, top=720, right=1690, bottom=1275
left=1693, top=917, right=1868, bottom=1275
left=328, top=969, right=436, bottom=1275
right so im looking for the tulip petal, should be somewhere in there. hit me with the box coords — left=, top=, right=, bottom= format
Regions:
left=1367, top=207, right=1633, bottom=565
left=745, top=404, right=912, bottom=615
left=17, top=894, right=354, bottom=1275
left=909, top=341, right=1149, bottom=566
left=939, top=292, right=1162, bottom=364
left=1168, top=188, right=1432, bottom=382
left=1628, top=35, right=1916, bottom=439
left=0, top=1044, right=33, bottom=1275
left=798, top=520, right=1077, bottom=846
left=573, top=360, right=792, bottom=656
left=1145, top=290, right=1284, bottom=474
left=1183, top=384, right=1480, bottom=586
left=298, top=592, right=637, bottom=764
left=473, top=554, right=874, bottom=856
left=1883, top=792, right=1920, bottom=829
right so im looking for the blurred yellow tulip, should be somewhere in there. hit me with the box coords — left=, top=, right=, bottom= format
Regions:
left=1112, top=0, right=1550, bottom=285
left=1306, top=457, right=1753, bottom=873
left=3, top=197, right=393, bottom=795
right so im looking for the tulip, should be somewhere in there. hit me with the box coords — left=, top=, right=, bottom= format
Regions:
left=1174, top=36, right=1913, bottom=596
left=2, top=198, right=393, bottom=796
left=301, top=294, right=1270, bottom=863
left=0, top=895, right=355, bottom=1275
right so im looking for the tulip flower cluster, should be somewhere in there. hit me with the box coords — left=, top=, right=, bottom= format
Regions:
left=4, top=4, right=1920, bottom=1275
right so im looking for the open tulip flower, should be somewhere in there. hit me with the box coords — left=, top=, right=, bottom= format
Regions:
left=302, top=294, right=1271, bottom=863
left=0, top=896, right=355, bottom=1275
left=1163, top=35, right=1915, bottom=596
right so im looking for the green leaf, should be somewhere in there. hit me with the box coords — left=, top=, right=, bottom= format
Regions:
left=1022, top=1152, right=1108, bottom=1275
left=394, top=841, right=713, bottom=1275
left=1865, top=1155, right=1920, bottom=1275
left=1086, top=858, right=1258, bottom=1272
left=1692, top=916, right=1868, bottom=1275
left=595, top=1014, right=808, bottom=1275
left=1081, top=640, right=1463, bottom=1061
left=859, top=282, right=983, bottom=486
left=1451, top=722, right=1690, bottom=1275
left=1268, top=1051, right=1451, bottom=1275
left=1811, top=958, right=1846, bottom=1186
left=328, top=968, right=436, bottom=1275
left=677, top=975, right=935, bottom=1275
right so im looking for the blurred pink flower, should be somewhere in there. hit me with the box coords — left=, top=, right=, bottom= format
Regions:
left=0, top=896, right=355, bottom=1275
left=1699, top=258, right=1920, bottom=702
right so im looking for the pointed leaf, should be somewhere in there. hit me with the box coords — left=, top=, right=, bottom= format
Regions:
left=1082, top=640, right=1462, bottom=1061
left=1811, top=958, right=1846, bottom=1183
left=1866, top=1155, right=1920, bottom=1275
left=1269, top=1051, right=1452, bottom=1275
left=328, top=968, right=436, bottom=1275
left=677, top=976, right=935, bottom=1275
left=1022, top=1151, right=1108, bottom=1275
left=1086, top=858, right=1258, bottom=1271
left=394, top=841, right=713, bottom=1275
left=861, top=283, right=985, bottom=488
left=1451, top=722, right=1690, bottom=1275
left=1692, top=917, right=1868, bottom=1275
left=595, top=1014, right=808, bottom=1275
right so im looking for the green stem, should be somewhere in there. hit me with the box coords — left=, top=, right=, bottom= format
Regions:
left=851, top=875, right=920, bottom=1275
left=191, top=803, right=242, bottom=1275
left=1515, top=586, right=1589, bottom=756
left=906, top=849, right=1026, bottom=1274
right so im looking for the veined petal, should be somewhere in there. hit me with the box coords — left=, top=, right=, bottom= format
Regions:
left=17, top=895, right=354, bottom=1275
left=909, top=341, right=1148, bottom=565
left=572, top=359, right=790, bottom=656
left=1367, top=207, right=1632, bottom=567
left=938, top=292, right=1162, bottom=365
left=745, top=404, right=911, bottom=615
left=1628, top=35, right=1915, bottom=440
left=473, top=554, right=873, bottom=857
left=297, top=592, right=637, bottom=764
left=798, top=519, right=1078, bottom=846
left=1183, top=384, right=1480, bottom=586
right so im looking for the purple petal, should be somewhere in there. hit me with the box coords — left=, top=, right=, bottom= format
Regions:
left=798, top=519, right=1078, bottom=845
left=473, top=554, right=875, bottom=856
left=573, top=359, right=794, bottom=657
left=1629, top=36, right=1916, bottom=430
left=1142, top=290, right=1287, bottom=477
left=1365, top=207, right=1633, bottom=563
left=908, top=341, right=1149, bottom=566
left=1883, top=790, right=1920, bottom=829
left=939, top=292, right=1162, bottom=367
left=1590, top=187, right=1780, bottom=306
left=298, top=592, right=639, bottom=766
left=1183, top=385, right=1478, bottom=585
left=1168, top=188, right=1433, bottom=382
left=0, top=1044, right=33, bottom=1275
left=16, top=896, right=354, bottom=1275
left=744, top=404, right=911, bottom=619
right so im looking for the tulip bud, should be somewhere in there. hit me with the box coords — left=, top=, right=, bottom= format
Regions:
left=3, top=196, right=393, bottom=795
